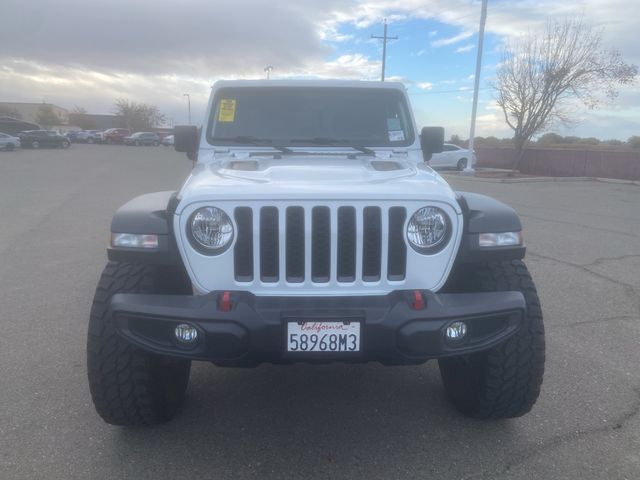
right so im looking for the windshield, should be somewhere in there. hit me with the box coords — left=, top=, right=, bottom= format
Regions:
left=207, top=87, right=415, bottom=148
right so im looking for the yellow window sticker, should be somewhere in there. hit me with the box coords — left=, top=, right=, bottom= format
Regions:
left=218, top=99, right=237, bottom=122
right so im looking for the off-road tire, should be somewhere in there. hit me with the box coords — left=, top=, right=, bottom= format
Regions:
left=87, top=262, right=192, bottom=426
left=439, top=260, right=545, bottom=418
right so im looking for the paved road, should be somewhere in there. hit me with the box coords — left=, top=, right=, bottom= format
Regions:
left=1, top=145, right=639, bottom=479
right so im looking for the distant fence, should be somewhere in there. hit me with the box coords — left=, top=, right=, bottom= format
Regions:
left=475, top=147, right=640, bottom=180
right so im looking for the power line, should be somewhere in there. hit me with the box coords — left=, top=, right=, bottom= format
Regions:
left=371, top=19, right=398, bottom=81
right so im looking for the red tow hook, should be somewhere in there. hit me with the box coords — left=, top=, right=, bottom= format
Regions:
left=218, top=291, right=233, bottom=312
left=412, top=290, right=425, bottom=310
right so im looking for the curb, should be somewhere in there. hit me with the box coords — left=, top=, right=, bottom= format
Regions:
left=442, top=172, right=640, bottom=186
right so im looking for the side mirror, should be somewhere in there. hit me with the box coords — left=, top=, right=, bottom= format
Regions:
left=174, top=125, right=199, bottom=161
left=420, top=126, right=445, bottom=162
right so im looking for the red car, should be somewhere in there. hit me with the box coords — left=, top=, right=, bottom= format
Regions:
left=102, top=128, right=131, bottom=144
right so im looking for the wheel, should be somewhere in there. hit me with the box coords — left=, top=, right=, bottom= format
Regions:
left=457, top=158, right=468, bottom=171
left=87, top=262, right=192, bottom=426
left=135, top=140, right=140, bottom=146
left=153, top=141, right=159, bottom=146
left=31, top=140, right=40, bottom=149
left=106, top=138, right=113, bottom=145
left=6, top=143, right=15, bottom=151
left=438, top=260, right=545, bottom=418
left=61, top=140, right=70, bottom=149
left=88, top=137, right=95, bottom=144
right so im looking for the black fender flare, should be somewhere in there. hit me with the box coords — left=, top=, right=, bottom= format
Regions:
left=455, top=191, right=526, bottom=263
left=107, top=191, right=182, bottom=265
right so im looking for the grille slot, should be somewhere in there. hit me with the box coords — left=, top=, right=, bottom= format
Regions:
left=362, top=206, right=382, bottom=282
left=260, top=207, right=279, bottom=282
left=337, top=206, right=356, bottom=282
left=285, top=207, right=305, bottom=283
left=311, top=206, right=331, bottom=282
left=387, top=207, right=407, bottom=280
left=234, top=207, right=253, bottom=281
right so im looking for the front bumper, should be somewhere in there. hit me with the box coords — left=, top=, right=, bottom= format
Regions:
left=109, top=290, right=525, bottom=366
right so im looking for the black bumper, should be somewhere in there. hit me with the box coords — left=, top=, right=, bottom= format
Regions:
left=110, top=290, right=525, bottom=366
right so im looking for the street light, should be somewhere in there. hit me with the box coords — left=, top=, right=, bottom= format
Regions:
left=183, top=93, right=191, bottom=124
left=264, top=66, right=274, bottom=80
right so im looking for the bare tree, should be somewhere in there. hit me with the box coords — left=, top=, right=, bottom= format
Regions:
left=113, top=99, right=166, bottom=131
left=494, top=19, right=637, bottom=170
left=34, top=104, right=62, bottom=129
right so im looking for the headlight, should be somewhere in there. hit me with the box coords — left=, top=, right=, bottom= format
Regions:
left=188, top=207, right=234, bottom=254
left=407, top=206, right=451, bottom=253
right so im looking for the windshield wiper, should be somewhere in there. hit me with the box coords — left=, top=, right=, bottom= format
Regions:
left=290, top=137, right=376, bottom=156
left=211, top=136, right=292, bottom=154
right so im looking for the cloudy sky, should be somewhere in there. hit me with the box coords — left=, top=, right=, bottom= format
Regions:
left=1, top=0, right=638, bottom=139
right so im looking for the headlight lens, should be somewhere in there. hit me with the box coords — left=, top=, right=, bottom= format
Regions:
left=407, top=206, right=451, bottom=253
left=188, top=207, right=233, bottom=253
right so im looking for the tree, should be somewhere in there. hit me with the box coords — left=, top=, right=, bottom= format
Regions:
left=34, top=104, right=61, bottom=128
left=113, top=99, right=165, bottom=131
left=628, top=136, right=640, bottom=149
left=537, top=132, right=564, bottom=145
left=494, top=18, right=637, bottom=170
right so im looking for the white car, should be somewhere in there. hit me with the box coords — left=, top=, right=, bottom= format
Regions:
left=0, top=132, right=21, bottom=151
left=430, top=143, right=476, bottom=170
left=76, top=130, right=103, bottom=143
left=88, top=80, right=544, bottom=426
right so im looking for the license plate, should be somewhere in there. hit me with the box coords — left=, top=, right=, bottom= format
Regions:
left=287, top=321, right=360, bottom=353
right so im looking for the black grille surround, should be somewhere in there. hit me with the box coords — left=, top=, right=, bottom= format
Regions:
left=233, top=204, right=410, bottom=285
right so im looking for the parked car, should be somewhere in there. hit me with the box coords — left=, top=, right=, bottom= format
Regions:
left=429, top=143, right=476, bottom=170
left=101, top=128, right=131, bottom=144
left=65, top=131, right=80, bottom=143
left=75, top=130, right=103, bottom=143
left=161, top=134, right=174, bottom=146
left=0, top=132, right=21, bottom=151
left=17, top=130, right=70, bottom=149
left=123, top=132, right=160, bottom=146
left=88, top=80, right=545, bottom=426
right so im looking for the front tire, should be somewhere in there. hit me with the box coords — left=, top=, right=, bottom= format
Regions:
left=439, top=260, right=545, bottom=418
left=457, top=158, right=468, bottom=171
left=87, top=262, right=192, bottom=426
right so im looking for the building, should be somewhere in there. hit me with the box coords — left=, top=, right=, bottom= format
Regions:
left=67, top=113, right=125, bottom=131
left=0, top=102, right=69, bottom=125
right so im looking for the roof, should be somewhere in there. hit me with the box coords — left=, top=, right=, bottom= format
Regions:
left=212, top=79, right=406, bottom=90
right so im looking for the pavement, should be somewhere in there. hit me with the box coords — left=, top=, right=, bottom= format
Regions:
left=1, top=145, right=639, bottom=480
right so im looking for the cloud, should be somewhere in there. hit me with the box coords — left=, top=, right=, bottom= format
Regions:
left=431, top=31, right=474, bottom=47
left=416, top=82, right=434, bottom=90
left=456, top=44, right=475, bottom=53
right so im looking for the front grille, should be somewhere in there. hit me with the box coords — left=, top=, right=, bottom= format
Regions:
left=234, top=205, right=407, bottom=284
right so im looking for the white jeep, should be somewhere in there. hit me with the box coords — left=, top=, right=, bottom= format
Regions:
left=87, top=80, right=545, bottom=426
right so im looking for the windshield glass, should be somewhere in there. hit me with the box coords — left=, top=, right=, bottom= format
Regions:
left=207, top=87, right=415, bottom=148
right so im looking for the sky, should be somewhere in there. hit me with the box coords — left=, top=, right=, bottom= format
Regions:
left=1, top=0, right=638, bottom=140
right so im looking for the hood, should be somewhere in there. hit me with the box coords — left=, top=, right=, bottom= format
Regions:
left=176, top=153, right=458, bottom=213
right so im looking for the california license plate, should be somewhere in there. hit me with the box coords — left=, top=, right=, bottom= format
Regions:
left=287, top=321, right=361, bottom=353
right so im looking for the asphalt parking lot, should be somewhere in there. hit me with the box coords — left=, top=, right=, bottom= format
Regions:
left=1, top=144, right=639, bottom=480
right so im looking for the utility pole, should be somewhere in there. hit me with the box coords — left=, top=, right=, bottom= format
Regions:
left=264, top=65, right=274, bottom=80
left=183, top=93, right=191, bottom=124
left=466, top=0, right=488, bottom=174
left=371, top=19, right=397, bottom=81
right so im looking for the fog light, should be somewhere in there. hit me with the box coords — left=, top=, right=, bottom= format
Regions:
left=174, top=323, right=198, bottom=343
left=445, top=321, right=467, bottom=341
